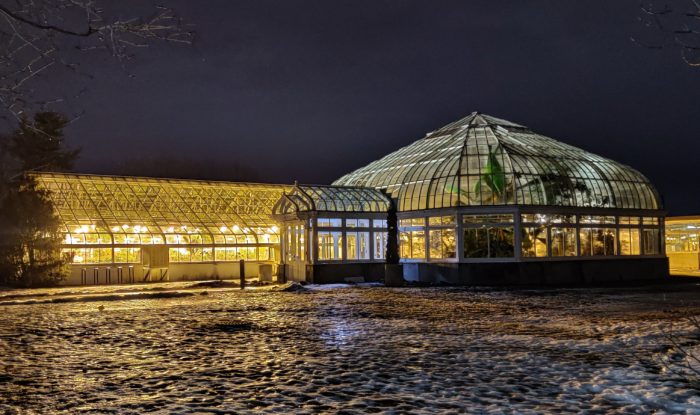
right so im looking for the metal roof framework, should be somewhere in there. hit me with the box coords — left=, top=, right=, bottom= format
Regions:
left=273, top=184, right=391, bottom=215
left=34, top=172, right=291, bottom=246
left=333, top=112, right=662, bottom=212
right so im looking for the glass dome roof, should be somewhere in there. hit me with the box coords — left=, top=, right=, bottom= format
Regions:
left=333, top=112, right=661, bottom=212
left=273, top=184, right=391, bottom=214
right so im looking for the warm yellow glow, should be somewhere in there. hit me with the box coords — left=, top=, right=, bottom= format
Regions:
left=112, top=226, right=120, bottom=232
left=122, top=224, right=129, bottom=229
left=271, top=225, right=279, bottom=233
left=220, top=226, right=228, bottom=232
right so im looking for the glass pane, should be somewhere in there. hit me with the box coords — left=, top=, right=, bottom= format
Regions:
left=399, top=231, right=411, bottom=258
left=318, top=231, right=343, bottom=260
left=551, top=227, right=576, bottom=257
left=374, top=232, right=388, bottom=260
left=429, top=229, right=456, bottom=259
left=581, top=228, right=616, bottom=256
left=522, top=227, right=548, bottom=257
left=488, top=226, right=514, bottom=257
left=619, top=228, right=640, bottom=255
left=358, top=232, right=370, bottom=260
left=372, top=219, right=387, bottom=228
left=619, top=216, right=640, bottom=226
left=580, top=216, right=615, bottom=225
left=428, top=216, right=456, bottom=226
left=411, top=218, right=425, bottom=226
left=594, top=228, right=616, bottom=256
left=346, top=232, right=358, bottom=260
left=411, top=230, right=426, bottom=259
left=579, top=228, right=592, bottom=256
left=464, top=228, right=488, bottom=258
left=643, top=228, right=660, bottom=255
left=464, top=214, right=514, bottom=224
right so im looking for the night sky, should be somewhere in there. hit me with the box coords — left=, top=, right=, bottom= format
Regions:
left=46, top=1, right=700, bottom=215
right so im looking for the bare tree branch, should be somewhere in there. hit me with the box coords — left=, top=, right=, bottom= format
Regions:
left=637, top=1, right=700, bottom=67
left=0, top=0, right=194, bottom=124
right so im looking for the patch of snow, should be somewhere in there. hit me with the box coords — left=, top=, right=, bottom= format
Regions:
left=0, top=283, right=699, bottom=413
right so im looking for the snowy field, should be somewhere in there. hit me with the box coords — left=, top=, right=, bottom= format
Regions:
left=1, top=281, right=700, bottom=414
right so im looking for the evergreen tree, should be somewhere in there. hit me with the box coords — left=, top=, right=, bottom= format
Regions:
left=0, top=112, right=79, bottom=287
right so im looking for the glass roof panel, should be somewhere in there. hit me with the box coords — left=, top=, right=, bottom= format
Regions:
left=34, top=173, right=290, bottom=244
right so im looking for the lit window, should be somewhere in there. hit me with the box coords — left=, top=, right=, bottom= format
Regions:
left=346, top=232, right=370, bottom=260
left=374, top=232, right=388, bottom=260
left=318, top=231, right=343, bottom=260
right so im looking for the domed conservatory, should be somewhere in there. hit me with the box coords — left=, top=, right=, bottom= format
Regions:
left=37, top=111, right=666, bottom=285
left=332, top=112, right=666, bottom=284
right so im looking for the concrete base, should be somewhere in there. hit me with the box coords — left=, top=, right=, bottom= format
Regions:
left=62, top=261, right=276, bottom=286
left=307, top=263, right=385, bottom=284
left=402, top=257, right=669, bottom=286
left=384, top=264, right=405, bottom=287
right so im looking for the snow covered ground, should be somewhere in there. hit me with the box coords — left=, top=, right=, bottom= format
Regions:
left=1, top=281, right=700, bottom=414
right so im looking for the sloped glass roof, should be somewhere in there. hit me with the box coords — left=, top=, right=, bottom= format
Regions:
left=273, top=184, right=391, bottom=214
left=333, top=112, right=661, bottom=211
left=34, top=172, right=291, bottom=245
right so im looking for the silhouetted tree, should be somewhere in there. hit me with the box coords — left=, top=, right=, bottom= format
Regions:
left=0, top=111, right=78, bottom=287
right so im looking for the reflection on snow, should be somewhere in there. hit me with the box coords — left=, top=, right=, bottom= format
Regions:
left=0, top=283, right=699, bottom=413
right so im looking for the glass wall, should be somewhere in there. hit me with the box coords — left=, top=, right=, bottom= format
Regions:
left=398, top=212, right=662, bottom=262
left=313, top=217, right=386, bottom=262
left=518, top=213, right=659, bottom=259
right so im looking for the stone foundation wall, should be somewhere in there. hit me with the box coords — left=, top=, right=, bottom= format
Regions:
left=402, top=257, right=669, bottom=285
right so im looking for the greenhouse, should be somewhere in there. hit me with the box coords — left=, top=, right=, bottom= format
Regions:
left=35, top=173, right=290, bottom=285
left=665, top=216, right=700, bottom=271
left=272, top=184, right=392, bottom=283
left=333, top=112, right=667, bottom=284
left=35, top=111, right=669, bottom=286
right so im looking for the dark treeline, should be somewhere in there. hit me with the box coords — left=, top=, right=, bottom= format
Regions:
left=0, top=112, right=79, bottom=287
